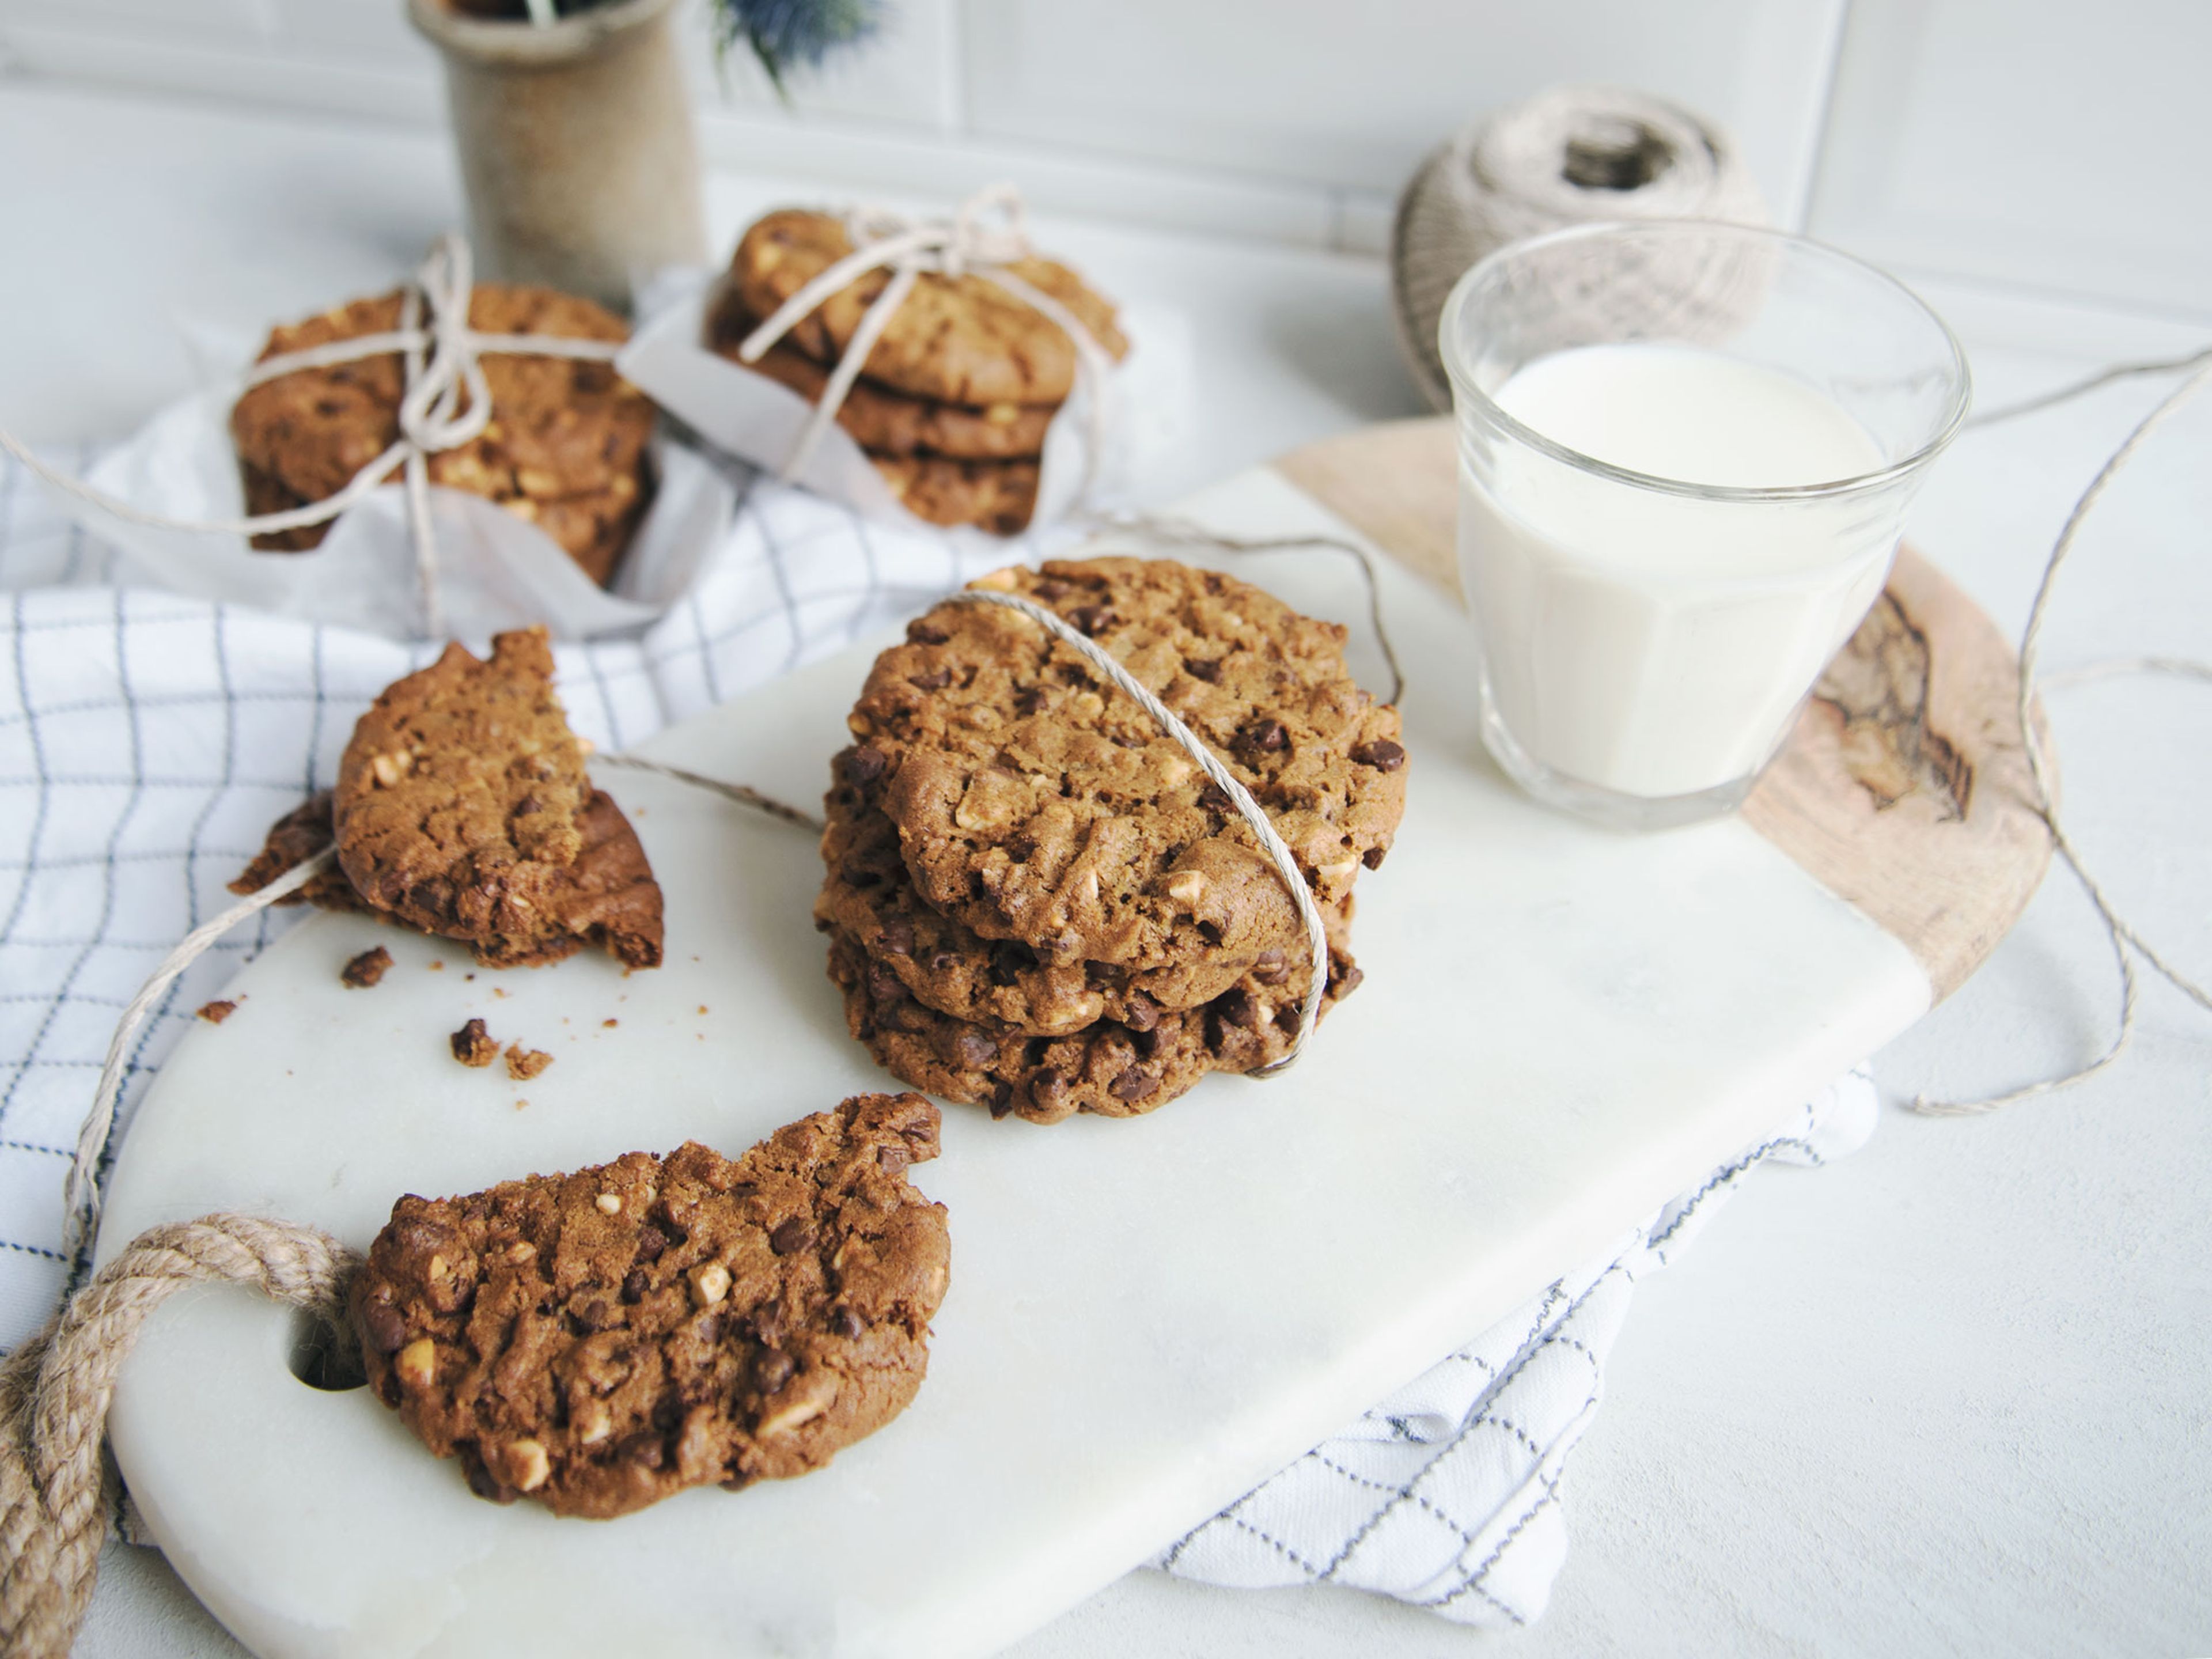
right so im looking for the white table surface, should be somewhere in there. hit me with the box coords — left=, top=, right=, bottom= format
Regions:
left=3, top=78, right=2205, bottom=1659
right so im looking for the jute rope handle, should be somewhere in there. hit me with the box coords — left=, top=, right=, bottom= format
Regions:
left=0, top=233, right=624, bottom=640
left=0, top=1215, right=362, bottom=1659
left=734, top=184, right=1118, bottom=498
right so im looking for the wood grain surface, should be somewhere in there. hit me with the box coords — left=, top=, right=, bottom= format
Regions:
left=1273, top=416, right=2051, bottom=1002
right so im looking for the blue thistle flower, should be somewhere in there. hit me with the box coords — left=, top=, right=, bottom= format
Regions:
left=714, top=0, right=884, bottom=97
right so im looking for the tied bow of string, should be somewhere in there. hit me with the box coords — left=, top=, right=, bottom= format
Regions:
left=0, top=232, right=624, bottom=641
left=733, top=184, right=1118, bottom=498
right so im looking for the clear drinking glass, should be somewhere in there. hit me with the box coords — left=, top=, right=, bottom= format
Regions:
left=1439, top=220, right=1969, bottom=830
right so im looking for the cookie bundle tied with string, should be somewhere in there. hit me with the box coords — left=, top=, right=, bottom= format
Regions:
left=7, top=234, right=736, bottom=640
left=816, top=556, right=1408, bottom=1122
left=620, top=184, right=1132, bottom=540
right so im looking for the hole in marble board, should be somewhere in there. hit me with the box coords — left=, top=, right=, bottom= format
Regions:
left=287, top=1308, right=368, bottom=1392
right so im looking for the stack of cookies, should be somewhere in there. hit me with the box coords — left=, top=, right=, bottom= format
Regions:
left=232, top=283, right=656, bottom=586
left=710, top=209, right=1128, bottom=536
left=816, top=556, right=1407, bottom=1122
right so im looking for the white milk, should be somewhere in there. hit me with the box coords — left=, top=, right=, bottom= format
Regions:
left=1457, top=343, right=1892, bottom=801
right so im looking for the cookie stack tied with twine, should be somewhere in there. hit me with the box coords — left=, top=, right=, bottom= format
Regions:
left=709, top=191, right=1128, bottom=536
left=817, top=557, right=1407, bottom=1122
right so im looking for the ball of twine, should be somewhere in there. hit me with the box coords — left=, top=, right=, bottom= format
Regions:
left=1391, top=84, right=1770, bottom=410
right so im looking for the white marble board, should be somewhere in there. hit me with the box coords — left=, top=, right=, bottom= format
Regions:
left=98, top=467, right=1931, bottom=1658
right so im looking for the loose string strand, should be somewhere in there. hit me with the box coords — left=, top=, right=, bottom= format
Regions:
left=1910, top=351, right=2212, bottom=1114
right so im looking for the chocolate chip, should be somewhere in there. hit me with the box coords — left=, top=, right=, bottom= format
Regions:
left=877, top=919, right=914, bottom=956
left=1122, top=993, right=1161, bottom=1033
left=865, top=959, right=907, bottom=1003
left=465, top=1457, right=518, bottom=1503
left=1068, top=605, right=1109, bottom=636
left=1216, top=988, right=1259, bottom=1027
left=620, top=1269, right=649, bottom=1304
left=1251, top=950, right=1289, bottom=986
left=908, top=666, right=953, bottom=691
left=1130, top=1024, right=1162, bottom=1059
left=1363, top=845, right=1387, bottom=870
left=1198, top=782, right=1234, bottom=815
left=955, top=1031, right=997, bottom=1069
left=1109, top=1067, right=1160, bottom=1103
left=618, top=1431, right=666, bottom=1469
left=830, top=1305, right=865, bottom=1339
left=752, top=1348, right=796, bottom=1392
left=877, top=1142, right=910, bottom=1171
left=1239, top=718, right=1288, bottom=753
left=988, top=940, right=1032, bottom=987
left=906, top=620, right=950, bottom=645
left=929, top=950, right=959, bottom=973
left=1013, top=685, right=1048, bottom=715
left=1086, top=960, right=1128, bottom=990
left=1330, top=960, right=1366, bottom=996
left=360, top=1300, right=407, bottom=1355
left=1028, top=1070, right=1070, bottom=1115
left=845, top=745, right=888, bottom=785
left=770, top=1217, right=813, bottom=1256
left=1181, top=657, right=1221, bottom=682
left=988, top=1083, right=1016, bottom=1120
left=635, top=1226, right=668, bottom=1262
left=1033, top=579, right=1071, bottom=602
left=1350, top=738, right=1406, bottom=772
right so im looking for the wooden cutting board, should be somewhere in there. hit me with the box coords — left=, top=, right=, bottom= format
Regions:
left=99, top=423, right=2047, bottom=1659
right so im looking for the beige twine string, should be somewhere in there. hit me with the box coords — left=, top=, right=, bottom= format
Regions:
left=0, top=1215, right=361, bottom=1659
left=0, top=232, right=625, bottom=640
left=734, top=184, right=1118, bottom=498
left=949, top=585, right=1335, bottom=1074
left=1910, top=347, right=2212, bottom=1114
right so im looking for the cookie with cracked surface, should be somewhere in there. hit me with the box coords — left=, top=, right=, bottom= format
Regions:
left=234, top=630, right=663, bottom=968
left=847, top=558, right=1405, bottom=971
left=828, top=930, right=1363, bottom=1124
left=868, top=453, right=1040, bottom=536
left=709, top=297, right=1057, bottom=461
left=230, top=283, right=653, bottom=584
left=729, top=209, right=1127, bottom=406
left=815, top=776, right=1351, bottom=1033
left=352, top=1092, right=950, bottom=1518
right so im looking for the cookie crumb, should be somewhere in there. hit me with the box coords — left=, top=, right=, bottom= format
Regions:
left=196, top=1000, right=237, bottom=1025
left=341, top=946, right=393, bottom=988
left=697, top=1005, right=709, bottom=1016
left=603, top=1018, right=618, bottom=1028
left=493, top=986, right=510, bottom=999
left=427, top=960, right=445, bottom=972
left=451, top=1018, right=499, bottom=1067
left=505, top=1044, right=553, bottom=1081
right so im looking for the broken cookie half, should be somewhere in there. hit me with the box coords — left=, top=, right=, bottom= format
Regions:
left=351, top=1093, right=951, bottom=1518
left=230, top=627, right=662, bottom=969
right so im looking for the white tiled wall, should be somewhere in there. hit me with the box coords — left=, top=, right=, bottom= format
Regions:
left=0, top=0, right=2205, bottom=317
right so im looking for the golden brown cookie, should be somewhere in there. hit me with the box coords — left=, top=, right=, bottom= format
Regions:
left=730, top=209, right=1127, bottom=406
left=231, top=283, right=655, bottom=585
left=815, top=769, right=1351, bottom=1033
left=351, top=1093, right=950, bottom=1518
left=233, top=629, right=663, bottom=969
left=830, top=930, right=1362, bottom=1123
left=867, top=453, right=1040, bottom=536
left=845, top=560, right=1406, bottom=974
left=709, top=296, right=1057, bottom=461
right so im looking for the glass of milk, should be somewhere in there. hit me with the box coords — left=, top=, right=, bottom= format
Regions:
left=1439, top=220, right=1969, bottom=830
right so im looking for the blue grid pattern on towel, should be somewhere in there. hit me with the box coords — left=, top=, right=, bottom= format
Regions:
left=0, top=445, right=1019, bottom=1347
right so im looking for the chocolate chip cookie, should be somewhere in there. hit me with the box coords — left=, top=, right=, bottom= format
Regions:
left=816, top=770, right=1351, bottom=1033
left=235, top=628, right=663, bottom=968
left=709, top=298, right=1056, bottom=461
left=869, top=453, right=1040, bottom=536
left=232, top=283, right=654, bottom=585
left=829, top=930, right=1363, bottom=1123
left=352, top=1092, right=950, bottom=1518
left=847, top=559, right=1405, bottom=972
left=730, top=210, right=1127, bottom=407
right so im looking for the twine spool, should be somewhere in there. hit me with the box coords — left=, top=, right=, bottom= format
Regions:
left=1391, top=84, right=1769, bottom=410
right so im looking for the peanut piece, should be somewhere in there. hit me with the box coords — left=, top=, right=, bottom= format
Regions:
left=689, top=1261, right=732, bottom=1308
left=395, top=1338, right=436, bottom=1389
left=501, top=1438, right=551, bottom=1493
left=1167, top=870, right=1207, bottom=908
left=594, top=1192, right=622, bottom=1215
left=969, top=566, right=1021, bottom=591
left=369, top=752, right=409, bottom=787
